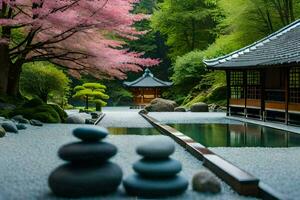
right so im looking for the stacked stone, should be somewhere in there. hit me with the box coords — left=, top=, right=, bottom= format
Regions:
left=48, top=126, right=123, bottom=197
left=123, top=136, right=188, bottom=197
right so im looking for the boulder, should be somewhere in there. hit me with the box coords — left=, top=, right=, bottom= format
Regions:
left=11, top=115, right=30, bottom=124
left=0, top=126, right=6, bottom=137
left=174, top=107, right=186, bottom=112
left=192, top=170, right=221, bottom=193
left=1, top=122, right=18, bottom=133
left=30, top=119, right=43, bottom=126
left=190, top=102, right=209, bottom=112
left=66, top=114, right=85, bottom=124
left=145, top=98, right=178, bottom=112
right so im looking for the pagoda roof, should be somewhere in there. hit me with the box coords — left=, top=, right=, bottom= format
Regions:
left=204, top=19, right=300, bottom=69
left=123, top=68, right=173, bottom=88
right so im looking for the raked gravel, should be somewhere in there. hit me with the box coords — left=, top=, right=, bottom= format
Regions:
left=149, top=112, right=242, bottom=124
left=0, top=124, right=255, bottom=200
left=211, top=147, right=300, bottom=200
left=99, top=111, right=152, bottom=128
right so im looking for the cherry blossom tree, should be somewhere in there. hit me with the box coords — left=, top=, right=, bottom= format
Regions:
left=0, top=0, right=159, bottom=96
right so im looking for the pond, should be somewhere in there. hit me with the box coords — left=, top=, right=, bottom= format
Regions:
left=107, top=127, right=160, bottom=135
left=169, top=123, right=300, bottom=147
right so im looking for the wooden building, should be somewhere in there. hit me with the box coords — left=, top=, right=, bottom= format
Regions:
left=123, top=68, right=172, bottom=106
left=204, top=20, right=300, bottom=124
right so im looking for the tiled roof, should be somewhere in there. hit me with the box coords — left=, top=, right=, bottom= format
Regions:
left=204, top=19, right=300, bottom=69
left=123, top=68, right=172, bottom=88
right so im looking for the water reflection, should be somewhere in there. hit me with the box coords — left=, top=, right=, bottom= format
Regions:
left=170, top=123, right=300, bottom=147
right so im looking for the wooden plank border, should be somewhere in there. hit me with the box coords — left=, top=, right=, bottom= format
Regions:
left=94, top=113, right=106, bottom=125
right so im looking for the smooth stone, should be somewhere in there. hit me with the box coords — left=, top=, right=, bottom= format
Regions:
left=66, top=115, right=85, bottom=124
left=73, top=127, right=108, bottom=141
left=136, top=136, right=175, bottom=158
left=11, top=115, right=29, bottom=124
left=49, top=162, right=123, bottom=197
left=1, top=122, right=18, bottom=133
left=174, top=107, right=186, bottom=112
left=16, top=124, right=27, bottom=130
left=192, top=170, right=221, bottom=193
left=0, top=126, right=5, bottom=137
left=58, top=141, right=117, bottom=162
left=123, top=174, right=188, bottom=197
left=85, top=119, right=96, bottom=124
left=91, top=112, right=100, bottom=119
left=190, top=102, right=209, bottom=112
left=30, top=119, right=43, bottom=126
left=133, top=158, right=182, bottom=177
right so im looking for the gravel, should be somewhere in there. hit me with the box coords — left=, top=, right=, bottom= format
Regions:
left=211, top=147, right=300, bottom=200
left=99, top=111, right=152, bottom=128
left=0, top=124, right=255, bottom=200
left=149, top=112, right=241, bottom=124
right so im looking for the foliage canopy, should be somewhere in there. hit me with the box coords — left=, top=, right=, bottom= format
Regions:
left=20, top=62, right=70, bottom=104
left=73, top=83, right=109, bottom=111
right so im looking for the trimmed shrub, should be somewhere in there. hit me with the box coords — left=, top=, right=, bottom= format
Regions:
left=23, top=98, right=44, bottom=108
left=9, top=101, right=62, bottom=123
left=49, top=104, right=68, bottom=122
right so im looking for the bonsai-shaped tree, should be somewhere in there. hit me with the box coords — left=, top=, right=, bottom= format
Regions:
left=73, top=83, right=109, bottom=111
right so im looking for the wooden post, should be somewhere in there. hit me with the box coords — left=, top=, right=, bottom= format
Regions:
left=226, top=71, right=231, bottom=116
left=260, top=69, right=266, bottom=121
left=285, top=67, right=290, bottom=125
left=244, top=71, right=247, bottom=117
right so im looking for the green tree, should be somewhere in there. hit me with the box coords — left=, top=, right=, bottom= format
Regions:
left=20, top=62, right=70, bottom=103
left=73, top=83, right=109, bottom=111
left=127, top=0, right=171, bottom=81
left=151, top=0, right=221, bottom=59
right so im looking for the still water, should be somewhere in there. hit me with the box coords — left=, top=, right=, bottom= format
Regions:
left=107, top=127, right=160, bottom=135
left=170, top=123, right=300, bottom=147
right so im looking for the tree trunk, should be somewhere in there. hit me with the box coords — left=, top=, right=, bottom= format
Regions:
left=41, top=93, right=48, bottom=103
left=0, top=44, right=11, bottom=95
left=7, top=63, right=22, bottom=97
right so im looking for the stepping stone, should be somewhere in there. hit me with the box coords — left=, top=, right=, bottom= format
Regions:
left=1, top=122, right=18, bottom=133
left=133, top=158, right=182, bottom=177
left=73, top=127, right=108, bottom=141
left=123, top=174, right=188, bottom=197
left=58, top=142, right=117, bottom=162
left=136, top=136, right=175, bottom=158
left=49, top=162, right=123, bottom=197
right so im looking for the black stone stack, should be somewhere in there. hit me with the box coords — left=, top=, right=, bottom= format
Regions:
left=48, top=126, right=123, bottom=198
left=123, top=136, right=188, bottom=197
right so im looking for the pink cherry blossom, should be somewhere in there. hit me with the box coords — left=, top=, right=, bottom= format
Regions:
left=0, top=0, right=160, bottom=79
